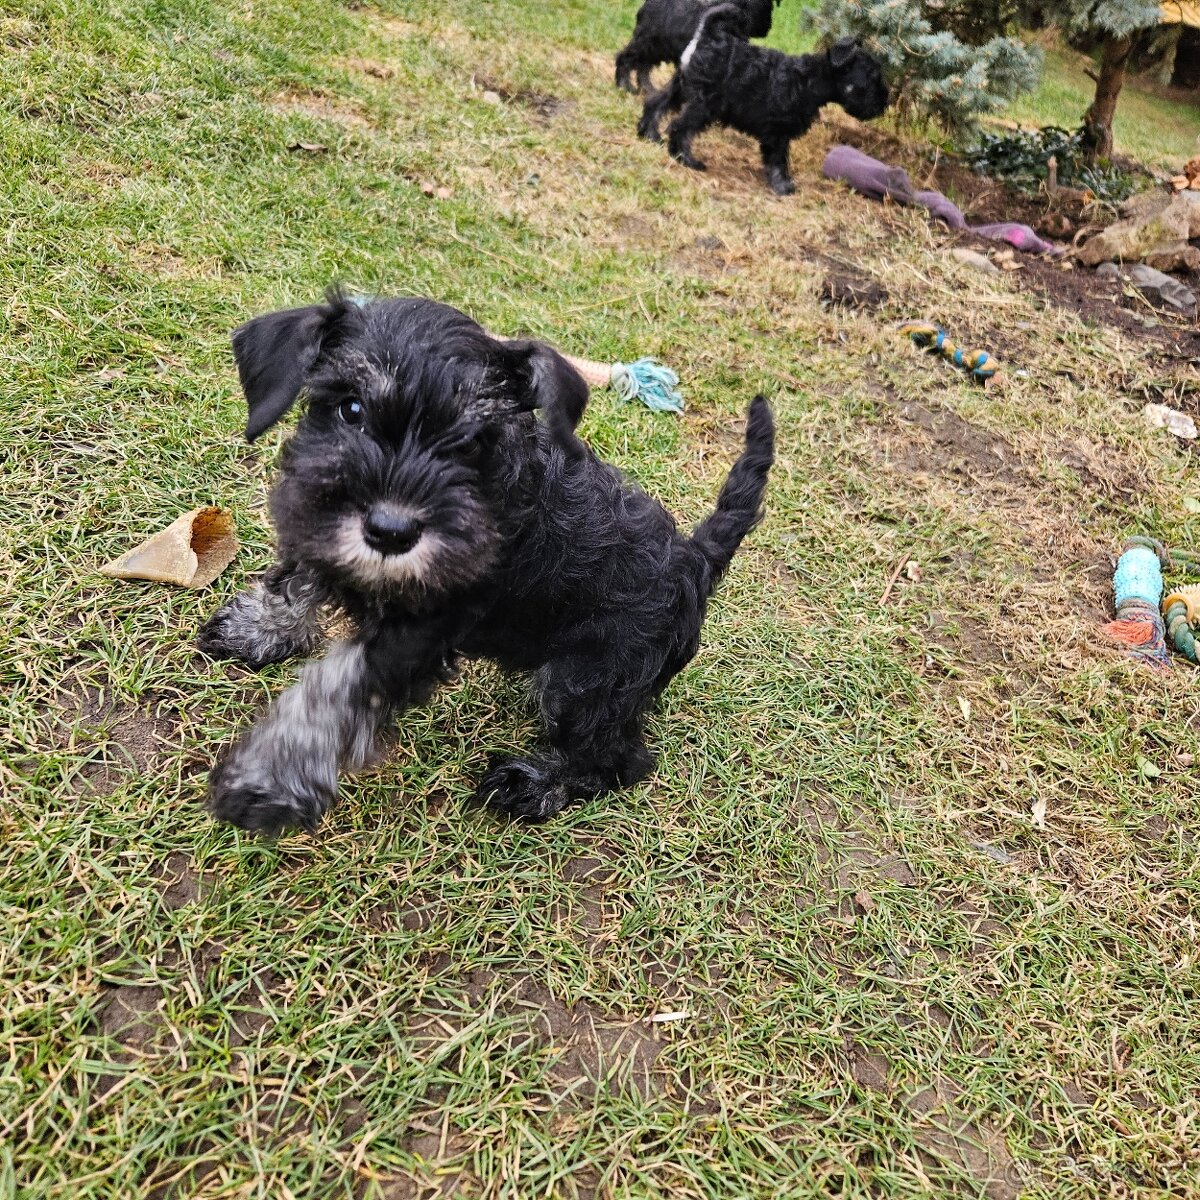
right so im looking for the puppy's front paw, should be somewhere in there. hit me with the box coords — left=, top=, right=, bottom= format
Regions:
left=198, top=590, right=319, bottom=669
left=674, top=152, right=707, bottom=171
left=207, top=750, right=334, bottom=836
left=474, top=758, right=569, bottom=823
left=769, top=175, right=796, bottom=196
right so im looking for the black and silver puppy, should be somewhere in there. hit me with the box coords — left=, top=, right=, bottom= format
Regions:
left=614, top=0, right=779, bottom=93
left=639, top=8, right=889, bottom=195
left=199, top=294, right=774, bottom=834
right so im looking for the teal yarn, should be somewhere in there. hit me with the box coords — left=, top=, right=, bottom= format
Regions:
left=1113, top=545, right=1164, bottom=608
left=610, top=358, right=684, bottom=414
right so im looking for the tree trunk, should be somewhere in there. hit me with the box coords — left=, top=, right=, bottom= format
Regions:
left=1081, top=33, right=1135, bottom=164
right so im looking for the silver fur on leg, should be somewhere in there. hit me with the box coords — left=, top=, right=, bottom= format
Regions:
left=207, top=641, right=385, bottom=832
left=198, top=565, right=328, bottom=668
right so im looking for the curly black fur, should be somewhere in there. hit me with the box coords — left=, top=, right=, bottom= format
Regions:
left=638, top=11, right=889, bottom=195
left=614, top=0, right=777, bottom=93
left=200, top=294, right=774, bottom=834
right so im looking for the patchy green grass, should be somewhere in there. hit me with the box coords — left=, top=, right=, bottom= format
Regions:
left=5, top=0, right=1200, bottom=1197
left=1003, top=43, right=1200, bottom=170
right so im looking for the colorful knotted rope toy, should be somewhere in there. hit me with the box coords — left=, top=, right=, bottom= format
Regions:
left=1103, top=537, right=1171, bottom=670
left=1162, top=585, right=1200, bottom=664
left=562, top=354, right=683, bottom=414
left=896, top=321, right=999, bottom=382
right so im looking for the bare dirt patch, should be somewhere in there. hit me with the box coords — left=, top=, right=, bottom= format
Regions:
left=341, top=56, right=395, bottom=80
left=892, top=399, right=1025, bottom=485
left=472, top=75, right=576, bottom=122
left=98, top=983, right=166, bottom=1049
left=270, top=90, right=371, bottom=129
left=152, top=850, right=216, bottom=909
left=54, top=686, right=180, bottom=794
left=820, top=268, right=889, bottom=312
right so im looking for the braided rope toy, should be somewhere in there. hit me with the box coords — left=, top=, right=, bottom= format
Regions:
left=896, top=321, right=999, bottom=382
left=1103, top=537, right=1171, bottom=670
left=1163, top=585, right=1200, bottom=664
left=556, top=353, right=683, bottom=414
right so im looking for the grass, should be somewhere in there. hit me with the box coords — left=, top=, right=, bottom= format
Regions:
left=1003, top=42, right=1200, bottom=170
left=4, top=0, right=1200, bottom=1196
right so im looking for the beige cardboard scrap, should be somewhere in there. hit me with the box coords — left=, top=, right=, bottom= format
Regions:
left=99, top=506, right=239, bottom=589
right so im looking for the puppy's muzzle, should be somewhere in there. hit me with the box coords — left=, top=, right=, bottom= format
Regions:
left=363, top=505, right=424, bottom=556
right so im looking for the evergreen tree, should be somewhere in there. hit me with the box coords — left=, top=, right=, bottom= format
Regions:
left=1039, top=1, right=1162, bottom=162
left=807, top=0, right=1042, bottom=140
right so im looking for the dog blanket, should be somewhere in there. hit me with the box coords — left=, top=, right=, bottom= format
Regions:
left=822, top=145, right=1063, bottom=256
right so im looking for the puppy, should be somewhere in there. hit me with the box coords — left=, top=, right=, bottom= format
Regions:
left=639, top=10, right=889, bottom=195
left=614, top=0, right=778, bottom=93
left=199, top=293, right=774, bottom=834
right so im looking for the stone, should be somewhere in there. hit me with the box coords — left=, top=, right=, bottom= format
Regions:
left=1143, top=403, right=1198, bottom=439
left=1129, top=263, right=1197, bottom=314
left=1143, top=240, right=1200, bottom=274
left=1077, top=207, right=1191, bottom=266
left=1119, top=189, right=1170, bottom=221
left=949, top=248, right=999, bottom=275
left=1095, top=262, right=1121, bottom=279
left=1084, top=190, right=1200, bottom=266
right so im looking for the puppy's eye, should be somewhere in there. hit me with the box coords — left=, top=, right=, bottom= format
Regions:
left=338, top=399, right=365, bottom=427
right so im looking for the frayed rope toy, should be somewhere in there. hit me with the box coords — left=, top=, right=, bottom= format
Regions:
left=554, top=353, right=683, bottom=414
left=896, top=321, right=999, bottom=383
left=347, top=292, right=684, bottom=414
left=1103, top=536, right=1200, bottom=669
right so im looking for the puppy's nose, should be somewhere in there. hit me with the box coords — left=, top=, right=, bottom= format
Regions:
left=363, top=506, right=423, bottom=555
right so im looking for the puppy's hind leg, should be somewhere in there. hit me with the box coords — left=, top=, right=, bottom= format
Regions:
left=476, top=654, right=656, bottom=823
left=666, top=101, right=711, bottom=170
left=198, top=562, right=328, bottom=668
left=760, top=136, right=795, bottom=195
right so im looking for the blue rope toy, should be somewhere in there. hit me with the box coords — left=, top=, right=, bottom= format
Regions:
left=1103, top=537, right=1170, bottom=670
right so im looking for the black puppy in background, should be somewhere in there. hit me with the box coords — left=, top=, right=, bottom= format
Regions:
left=199, top=294, right=774, bottom=835
left=614, top=0, right=779, bottom=93
left=639, top=7, right=889, bottom=195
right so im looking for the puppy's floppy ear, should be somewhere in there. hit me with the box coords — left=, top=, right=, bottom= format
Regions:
left=232, top=297, right=349, bottom=441
left=499, top=339, right=591, bottom=455
left=829, top=37, right=858, bottom=69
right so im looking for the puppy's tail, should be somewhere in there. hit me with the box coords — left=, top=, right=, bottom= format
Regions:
left=691, top=396, right=774, bottom=588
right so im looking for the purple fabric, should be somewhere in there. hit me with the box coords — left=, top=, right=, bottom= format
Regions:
left=823, top=144, right=1064, bottom=255
left=915, top=189, right=967, bottom=230
left=971, top=221, right=1065, bottom=256
left=822, top=145, right=916, bottom=205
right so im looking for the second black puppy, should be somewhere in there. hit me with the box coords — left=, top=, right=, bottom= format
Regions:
left=614, top=0, right=778, bottom=93
left=639, top=8, right=889, bottom=195
left=200, top=293, right=774, bottom=835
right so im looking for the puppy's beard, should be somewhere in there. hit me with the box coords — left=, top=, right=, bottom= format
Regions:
left=334, top=520, right=444, bottom=590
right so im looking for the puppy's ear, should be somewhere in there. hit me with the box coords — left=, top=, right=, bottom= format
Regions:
left=232, top=298, right=349, bottom=441
left=829, top=37, right=858, bottom=69
left=500, top=340, right=591, bottom=455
